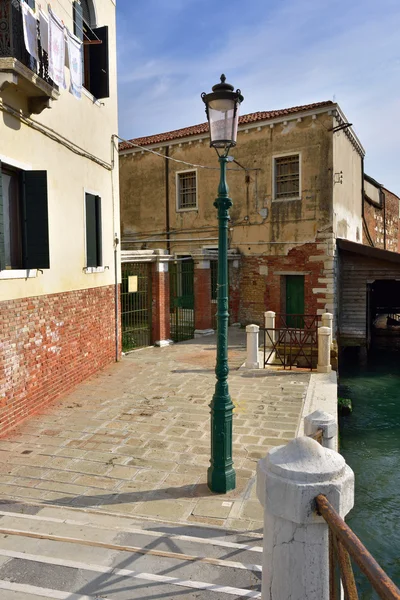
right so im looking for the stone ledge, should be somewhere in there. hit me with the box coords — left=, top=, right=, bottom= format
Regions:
left=296, top=371, right=338, bottom=449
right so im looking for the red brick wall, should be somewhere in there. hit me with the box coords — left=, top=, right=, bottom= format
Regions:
left=151, top=266, right=170, bottom=341
left=363, top=189, right=400, bottom=252
left=234, top=243, right=326, bottom=325
left=194, top=266, right=212, bottom=330
left=0, top=285, right=119, bottom=437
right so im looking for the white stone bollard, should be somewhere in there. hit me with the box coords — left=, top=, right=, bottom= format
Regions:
left=304, top=410, right=338, bottom=450
left=317, top=326, right=332, bottom=373
left=257, top=436, right=354, bottom=600
left=264, top=311, right=276, bottom=364
left=321, top=312, right=333, bottom=333
left=245, top=324, right=260, bottom=369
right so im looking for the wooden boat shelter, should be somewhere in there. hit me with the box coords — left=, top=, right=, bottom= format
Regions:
left=338, top=239, right=400, bottom=351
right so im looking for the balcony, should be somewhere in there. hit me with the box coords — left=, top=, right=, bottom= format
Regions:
left=0, top=0, right=59, bottom=114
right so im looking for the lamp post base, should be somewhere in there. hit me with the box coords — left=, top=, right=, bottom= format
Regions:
left=207, top=465, right=236, bottom=494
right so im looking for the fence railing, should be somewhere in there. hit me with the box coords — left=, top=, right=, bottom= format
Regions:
left=263, top=313, right=319, bottom=371
left=316, top=494, right=400, bottom=600
left=307, top=421, right=400, bottom=600
left=0, top=0, right=54, bottom=86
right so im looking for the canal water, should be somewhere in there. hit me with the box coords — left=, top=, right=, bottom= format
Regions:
left=339, top=350, right=400, bottom=598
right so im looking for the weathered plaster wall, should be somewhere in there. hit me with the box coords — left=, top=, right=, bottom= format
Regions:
left=119, top=111, right=334, bottom=258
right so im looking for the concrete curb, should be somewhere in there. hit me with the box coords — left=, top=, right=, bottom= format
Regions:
left=296, top=371, right=338, bottom=449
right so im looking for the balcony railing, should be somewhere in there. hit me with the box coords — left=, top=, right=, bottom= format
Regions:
left=0, top=0, right=59, bottom=113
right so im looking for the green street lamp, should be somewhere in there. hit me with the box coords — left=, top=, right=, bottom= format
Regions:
left=201, top=75, right=244, bottom=493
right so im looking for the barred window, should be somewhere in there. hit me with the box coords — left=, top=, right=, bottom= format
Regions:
left=177, top=171, right=197, bottom=210
left=274, top=155, right=300, bottom=199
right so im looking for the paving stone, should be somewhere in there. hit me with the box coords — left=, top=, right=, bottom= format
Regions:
left=0, top=328, right=310, bottom=531
left=73, top=474, right=120, bottom=490
left=192, top=499, right=234, bottom=519
left=240, top=500, right=264, bottom=521
left=132, top=499, right=191, bottom=520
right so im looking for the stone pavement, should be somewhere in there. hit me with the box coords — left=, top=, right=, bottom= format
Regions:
left=0, top=329, right=310, bottom=532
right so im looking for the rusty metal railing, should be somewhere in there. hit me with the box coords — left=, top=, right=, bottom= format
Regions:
left=306, top=429, right=400, bottom=599
left=263, top=314, right=318, bottom=371
left=316, top=494, right=400, bottom=600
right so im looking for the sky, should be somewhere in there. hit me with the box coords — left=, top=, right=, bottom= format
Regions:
left=117, top=0, right=400, bottom=193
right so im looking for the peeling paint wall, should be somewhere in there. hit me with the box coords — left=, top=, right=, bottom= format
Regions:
left=120, top=111, right=334, bottom=258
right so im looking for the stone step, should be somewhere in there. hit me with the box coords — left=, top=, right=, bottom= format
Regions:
left=0, top=501, right=262, bottom=599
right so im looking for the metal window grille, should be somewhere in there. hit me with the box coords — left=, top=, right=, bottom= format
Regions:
left=275, top=155, right=300, bottom=199
left=178, top=171, right=197, bottom=209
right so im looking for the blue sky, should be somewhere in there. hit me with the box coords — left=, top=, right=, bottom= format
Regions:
left=117, top=0, right=400, bottom=193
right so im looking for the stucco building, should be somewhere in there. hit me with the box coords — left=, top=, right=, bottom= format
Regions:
left=118, top=100, right=399, bottom=355
left=0, top=0, right=120, bottom=435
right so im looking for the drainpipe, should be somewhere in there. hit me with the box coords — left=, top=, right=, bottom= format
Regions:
left=361, top=157, right=365, bottom=219
left=114, top=234, right=120, bottom=361
left=165, top=146, right=171, bottom=254
left=383, top=188, right=387, bottom=250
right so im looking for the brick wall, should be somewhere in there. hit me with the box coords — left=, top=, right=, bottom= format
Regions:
left=363, top=189, right=400, bottom=252
left=234, top=241, right=330, bottom=326
left=152, top=265, right=171, bottom=342
left=0, top=285, right=119, bottom=437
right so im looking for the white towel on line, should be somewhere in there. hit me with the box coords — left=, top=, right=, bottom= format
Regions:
left=48, top=7, right=66, bottom=88
left=66, top=29, right=83, bottom=99
left=39, top=8, right=49, bottom=54
left=21, top=1, right=38, bottom=61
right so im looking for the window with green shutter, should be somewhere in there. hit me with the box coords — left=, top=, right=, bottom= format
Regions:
left=85, top=193, right=102, bottom=268
left=73, top=1, right=110, bottom=100
left=0, top=162, right=49, bottom=271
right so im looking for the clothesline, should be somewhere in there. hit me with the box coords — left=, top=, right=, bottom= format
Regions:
left=19, top=0, right=100, bottom=44
left=20, top=0, right=83, bottom=99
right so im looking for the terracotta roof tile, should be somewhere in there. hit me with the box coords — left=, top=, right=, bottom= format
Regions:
left=119, top=100, right=334, bottom=151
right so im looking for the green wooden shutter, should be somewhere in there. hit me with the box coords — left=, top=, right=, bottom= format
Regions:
left=89, top=26, right=109, bottom=99
left=73, top=1, right=84, bottom=41
left=85, top=193, right=97, bottom=267
left=286, top=275, right=305, bottom=328
left=0, top=161, right=5, bottom=271
left=95, top=195, right=102, bottom=267
left=22, top=171, right=50, bottom=269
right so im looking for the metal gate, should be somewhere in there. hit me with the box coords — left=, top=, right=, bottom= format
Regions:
left=170, top=258, right=195, bottom=342
left=263, top=314, right=318, bottom=370
left=121, top=262, right=152, bottom=351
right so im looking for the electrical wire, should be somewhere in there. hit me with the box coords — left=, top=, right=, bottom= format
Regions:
left=0, top=100, right=111, bottom=170
left=115, top=134, right=260, bottom=173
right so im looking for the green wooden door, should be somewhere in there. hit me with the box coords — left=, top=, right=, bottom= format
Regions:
left=286, top=275, right=305, bottom=328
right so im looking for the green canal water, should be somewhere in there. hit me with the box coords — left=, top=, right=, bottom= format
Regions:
left=339, top=351, right=400, bottom=598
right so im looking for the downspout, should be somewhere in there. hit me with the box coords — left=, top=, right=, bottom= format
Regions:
left=114, top=234, right=120, bottom=361
left=165, top=146, right=171, bottom=254
left=361, top=158, right=375, bottom=247
left=383, top=188, right=386, bottom=250
left=361, top=157, right=365, bottom=220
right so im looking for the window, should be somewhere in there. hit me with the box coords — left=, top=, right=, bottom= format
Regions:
left=274, top=154, right=300, bottom=200
left=73, top=0, right=110, bottom=99
left=177, top=170, right=197, bottom=210
left=85, top=193, right=102, bottom=268
left=0, top=163, right=49, bottom=270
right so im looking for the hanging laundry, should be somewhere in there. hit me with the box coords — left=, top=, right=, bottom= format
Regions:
left=21, top=1, right=39, bottom=62
left=66, top=29, right=83, bottom=99
left=48, top=7, right=66, bottom=88
left=39, top=8, right=49, bottom=54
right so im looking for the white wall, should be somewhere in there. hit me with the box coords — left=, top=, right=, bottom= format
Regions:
left=0, top=0, right=120, bottom=302
left=332, top=129, right=363, bottom=243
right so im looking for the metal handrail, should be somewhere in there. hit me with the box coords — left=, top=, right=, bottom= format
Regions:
left=316, top=494, right=400, bottom=600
